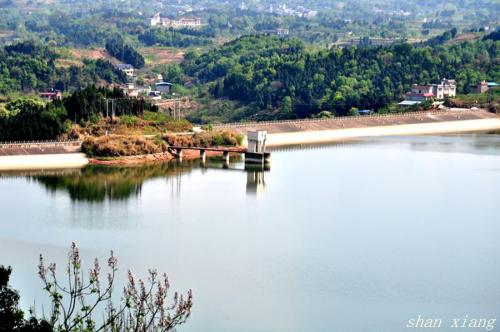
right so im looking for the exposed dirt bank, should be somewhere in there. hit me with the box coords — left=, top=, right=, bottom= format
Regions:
left=88, top=149, right=241, bottom=166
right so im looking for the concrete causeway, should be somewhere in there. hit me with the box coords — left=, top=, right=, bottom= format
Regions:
left=214, top=109, right=500, bottom=135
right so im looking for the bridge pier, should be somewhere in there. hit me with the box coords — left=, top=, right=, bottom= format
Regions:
left=176, top=148, right=183, bottom=161
left=200, top=149, right=206, bottom=163
left=222, top=151, right=230, bottom=163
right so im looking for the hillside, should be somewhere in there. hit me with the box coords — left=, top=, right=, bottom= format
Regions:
left=182, top=33, right=499, bottom=122
left=0, top=41, right=127, bottom=94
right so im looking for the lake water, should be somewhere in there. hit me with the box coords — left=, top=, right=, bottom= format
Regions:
left=1, top=134, right=500, bottom=332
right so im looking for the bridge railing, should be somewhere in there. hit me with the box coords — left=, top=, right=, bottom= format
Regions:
left=211, top=108, right=485, bottom=129
left=0, top=140, right=82, bottom=147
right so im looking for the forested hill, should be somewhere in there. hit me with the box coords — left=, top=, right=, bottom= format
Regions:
left=0, top=41, right=127, bottom=94
left=183, top=34, right=499, bottom=117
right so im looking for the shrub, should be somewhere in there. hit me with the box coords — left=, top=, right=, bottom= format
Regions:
left=163, top=130, right=241, bottom=148
left=119, top=115, right=139, bottom=127
left=164, top=119, right=193, bottom=132
left=82, top=135, right=167, bottom=157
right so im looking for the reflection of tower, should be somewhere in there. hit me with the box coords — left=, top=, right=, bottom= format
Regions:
left=246, top=170, right=266, bottom=197
left=173, top=172, right=182, bottom=198
left=165, top=168, right=183, bottom=199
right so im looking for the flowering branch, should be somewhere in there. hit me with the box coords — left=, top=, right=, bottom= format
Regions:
left=37, top=242, right=193, bottom=331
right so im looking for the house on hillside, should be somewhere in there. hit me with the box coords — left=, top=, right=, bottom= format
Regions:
left=404, top=85, right=435, bottom=102
left=150, top=14, right=202, bottom=28
left=473, top=81, right=500, bottom=93
left=399, top=79, right=456, bottom=106
left=39, top=90, right=62, bottom=101
left=150, top=13, right=162, bottom=26
left=259, top=28, right=290, bottom=37
left=116, top=64, right=135, bottom=77
left=174, top=17, right=202, bottom=28
left=155, top=82, right=173, bottom=93
left=276, top=28, right=290, bottom=37
left=148, top=91, right=162, bottom=101
left=472, top=81, right=490, bottom=94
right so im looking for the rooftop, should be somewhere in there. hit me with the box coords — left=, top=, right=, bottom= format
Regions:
left=116, top=64, right=134, bottom=70
left=398, top=100, right=421, bottom=106
left=406, top=92, right=434, bottom=97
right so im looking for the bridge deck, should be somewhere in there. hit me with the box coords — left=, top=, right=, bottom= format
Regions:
left=169, top=146, right=247, bottom=153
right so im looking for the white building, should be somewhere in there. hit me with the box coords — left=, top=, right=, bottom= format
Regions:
left=171, top=17, right=202, bottom=28
left=276, top=28, right=289, bottom=37
left=150, top=14, right=202, bottom=29
left=116, top=64, right=135, bottom=77
left=150, top=13, right=162, bottom=26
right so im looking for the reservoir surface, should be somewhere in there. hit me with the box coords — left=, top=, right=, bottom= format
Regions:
left=1, top=134, right=500, bottom=332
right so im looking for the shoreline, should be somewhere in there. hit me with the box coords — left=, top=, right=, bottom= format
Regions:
left=2, top=112, right=500, bottom=170
left=263, top=118, right=500, bottom=147
left=87, top=149, right=237, bottom=166
left=88, top=152, right=175, bottom=166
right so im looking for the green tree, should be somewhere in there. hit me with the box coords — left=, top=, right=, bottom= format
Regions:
left=0, top=266, right=23, bottom=331
left=348, top=107, right=359, bottom=116
left=105, top=35, right=145, bottom=69
left=0, top=98, right=69, bottom=141
left=281, top=96, right=293, bottom=115
left=0, top=266, right=52, bottom=332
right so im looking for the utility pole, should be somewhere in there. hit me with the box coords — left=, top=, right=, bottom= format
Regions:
left=106, top=98, right=109, bottom=121
left=177, top=99, right=181, bottom=120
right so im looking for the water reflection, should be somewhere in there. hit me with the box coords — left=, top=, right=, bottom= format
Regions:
left=271, top=134, right=500, bottom=156
left=31, top=161, right=199, bottom=202
left=406, top=134, right=500, bottom=155
left=245, top=164, right=269, bottom=198
left=1, top=134, right=500, bottom=332
left=0, top=158, right=271, bottom=202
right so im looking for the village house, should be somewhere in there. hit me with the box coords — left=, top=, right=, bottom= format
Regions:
left=116, top=64, right=135, bottom=77
left=150, top=13, right=162, bottom=26
left=473, top=81, right=490, bottom=94
left=260, top=28, right=290, bottom=38
left=399, top=79, right=456, bottom=106
left=472, top=81, right=499, bottom=94
left=150, top=13, right=202, bottom=29
left=155, top=81, right=173, bottom=93
left=147, top=91, right=162, bottom=101
left=118, top=83, right=152, bottom=98
left=276, top=28, right=290, bottom=37
left=173, top=17, right=202, bottom=28
left=39, top=90, right=62, bottom=101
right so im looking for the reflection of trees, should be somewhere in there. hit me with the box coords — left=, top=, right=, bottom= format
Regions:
left=32, top=161, right=198, bottom=202
left=408, top=134, right=500, bottom=155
